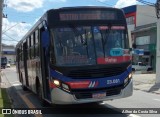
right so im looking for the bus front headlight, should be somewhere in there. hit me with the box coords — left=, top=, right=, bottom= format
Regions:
left=53, top=80, right=61, bottom=87
left=52, top=79, right=70, bottom=92
left=128, top=73, right=132, bottom=79
left=124, top=73, right=132, bottom=86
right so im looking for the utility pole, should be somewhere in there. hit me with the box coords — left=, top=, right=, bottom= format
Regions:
left=0, top=0, right=4, bottom=78
left=156, top=19, right=160, bottom=83
left=156, top=0, right=160, bottom=83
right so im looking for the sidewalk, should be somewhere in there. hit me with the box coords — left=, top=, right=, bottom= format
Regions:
left=133, top=73, right=160, bottom=94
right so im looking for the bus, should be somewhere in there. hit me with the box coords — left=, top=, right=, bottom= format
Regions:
left=16, top=6, right=133, bottom=105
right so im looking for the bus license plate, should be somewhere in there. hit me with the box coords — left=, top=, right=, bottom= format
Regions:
left=92, top=92, right=106, bottom=99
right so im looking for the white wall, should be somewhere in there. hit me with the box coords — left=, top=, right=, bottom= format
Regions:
left=136, top=5, right=157, bottom=26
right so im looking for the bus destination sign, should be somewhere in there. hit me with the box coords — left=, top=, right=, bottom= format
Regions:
left=59, top=11, right=116, bottom=21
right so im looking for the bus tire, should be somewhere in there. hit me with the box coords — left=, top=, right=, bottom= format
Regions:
left=21, top=74, right=28, bottom=91
left=36, top=80, right=47, bottom=106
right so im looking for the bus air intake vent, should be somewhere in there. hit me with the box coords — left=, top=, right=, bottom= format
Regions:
left=68, top=67, right=126, bottom=78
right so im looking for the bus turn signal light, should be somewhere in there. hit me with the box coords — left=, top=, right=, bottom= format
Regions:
left=62, top=83, right=70, bottom=92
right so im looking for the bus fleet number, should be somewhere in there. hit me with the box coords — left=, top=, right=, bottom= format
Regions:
left=107, top=79, right=120, bottom=85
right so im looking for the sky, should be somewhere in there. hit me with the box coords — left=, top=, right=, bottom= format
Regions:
left=2, top=0, right=157, bottom=45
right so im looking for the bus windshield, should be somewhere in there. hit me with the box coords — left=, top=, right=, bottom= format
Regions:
left=51, top=26, right=129, bottom=66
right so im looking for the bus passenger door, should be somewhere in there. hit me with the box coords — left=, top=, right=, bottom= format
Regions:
left=40, top=29, right=50, bottom=100
left=23, top=42, right=29, bottom=86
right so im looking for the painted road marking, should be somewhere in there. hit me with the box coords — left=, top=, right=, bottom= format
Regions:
left=12, top=83, right=21, bottom=86
left=18, top=92, right=43, bottom=117
left=128, top=114, right=141, bottom=117
left=153, top=99, right=160, bottom=101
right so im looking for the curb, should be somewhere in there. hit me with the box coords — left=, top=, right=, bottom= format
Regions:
left=133, top=88, right=160, bottom=95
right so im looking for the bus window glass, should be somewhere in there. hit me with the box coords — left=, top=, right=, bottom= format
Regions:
left=52, top=27, right=96, bottom=66
left=35, top=30, right=39, bottom=44
left=31, top=35, right=34, bottom=46
left=51, top=25, right=128, bottom=66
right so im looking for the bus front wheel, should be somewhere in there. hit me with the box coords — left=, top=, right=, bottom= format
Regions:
left=37, top=81, right=47, bottom=106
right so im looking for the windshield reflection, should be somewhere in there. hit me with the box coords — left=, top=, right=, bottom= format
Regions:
left=51, top=26, right=128, bottom=66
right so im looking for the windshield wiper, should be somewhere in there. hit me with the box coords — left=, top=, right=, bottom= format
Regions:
left=102, top=26, right=112, bottom=57
left=103, top=25, right=111, bottom=46
left=99, top=30, right=105, bottom=57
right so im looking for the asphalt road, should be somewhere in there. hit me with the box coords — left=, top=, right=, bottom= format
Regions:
left=1, top=67, right=160, bottom=117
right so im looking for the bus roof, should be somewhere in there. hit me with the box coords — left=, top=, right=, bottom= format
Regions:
left=47, top=6, right=123, bottom=13
left=53, top=6, right=119, bottom=10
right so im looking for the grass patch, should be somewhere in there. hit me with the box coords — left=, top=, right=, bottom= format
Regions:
left=0, top=88, right=13, bottom=117
left=0, top=88, right=12, bottom=108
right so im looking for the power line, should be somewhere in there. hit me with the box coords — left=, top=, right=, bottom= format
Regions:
left=3, top=33, right=19, bottom=42
left=2, top=22, right=25, bottom=34
left=2, top=38, right=18, bottom=42
left=136, top=0, right=155, bottom=7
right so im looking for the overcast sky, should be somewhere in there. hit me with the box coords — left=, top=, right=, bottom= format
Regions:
left=2, top=0, right=156, bottom=45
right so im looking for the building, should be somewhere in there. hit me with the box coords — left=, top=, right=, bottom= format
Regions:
left=2, top=43, right=16, bottom=64
left=132, top=23, right=157, bottom=71
left=122, top=5, right=157, bottom=31
left=122, top=5, right=157, bottom=71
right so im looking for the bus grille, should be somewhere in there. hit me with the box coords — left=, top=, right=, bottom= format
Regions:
left=68, top=67, right=126, bottom=78
left=74, top=86, right=122, bottom=99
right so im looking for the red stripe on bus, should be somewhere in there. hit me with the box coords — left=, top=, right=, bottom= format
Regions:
left=67, top=81, right=90, bottom=89
left=97, top=56, right=131, bottom=64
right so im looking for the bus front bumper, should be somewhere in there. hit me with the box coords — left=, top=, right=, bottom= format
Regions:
left=51, top=79, right=133, bottom=104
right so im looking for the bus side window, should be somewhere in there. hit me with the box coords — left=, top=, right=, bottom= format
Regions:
left=31, top=34, right=34, bottom=59
left=28, top=37, right=31, bottom=59
left=22, top=45, right=24, bottom=61
left=33, top=32, right=36, bottom=58
left=27, top=37, right=29, bottom=60
left=19, top=47, right=20, bottom=61
left=26, top=39, right=28, bottom=60
left=20, top=45, right=22, bottom=61
left=35, top=30, right=39, bottom=57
